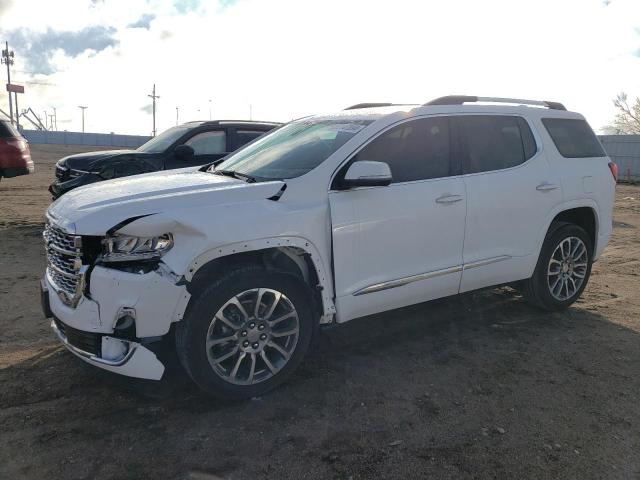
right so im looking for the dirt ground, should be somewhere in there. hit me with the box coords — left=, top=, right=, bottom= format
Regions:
left=1, top=145, right=639, bottom=479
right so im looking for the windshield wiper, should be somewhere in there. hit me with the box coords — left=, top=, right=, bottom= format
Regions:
left=213, top=169, right=257, bottom=183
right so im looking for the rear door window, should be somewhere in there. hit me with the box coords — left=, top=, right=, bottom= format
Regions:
left=457, top=115, right=536, bottom=174
left=236, top=130, right=266, bottom=148
left=541, top=118, right=605, bottom=158
left=354, top=116, right=452, bottom=183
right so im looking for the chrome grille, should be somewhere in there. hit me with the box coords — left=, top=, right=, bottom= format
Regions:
left=43, top=222, right=85, bottom=307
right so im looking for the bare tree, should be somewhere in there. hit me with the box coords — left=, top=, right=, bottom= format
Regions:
left=607, top=93, right=640, bottom=134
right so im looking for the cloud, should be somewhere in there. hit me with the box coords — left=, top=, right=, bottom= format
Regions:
left=173, top=0, right=200, bottom=14
left=140, top=105, right=153, bottom=114
left=128, top=13, right=155, bottom=29
left=7, top=25, right=118, bottom=74
left=4, top=0, right=640, bottom=135
left=0, top=0, right=12, bottom=18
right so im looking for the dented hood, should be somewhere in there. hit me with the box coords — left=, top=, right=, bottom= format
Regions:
left=47, top=167, right=285, bottom=235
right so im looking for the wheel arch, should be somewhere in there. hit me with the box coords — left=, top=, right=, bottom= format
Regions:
left=184, top=237, right=335, bottom=323
left=538, top=201, right=599, bottom=259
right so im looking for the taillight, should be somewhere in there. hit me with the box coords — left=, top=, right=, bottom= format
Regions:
left=608, top=162, right=618, bottom=183
left=5, top=138, right=26, bottom=150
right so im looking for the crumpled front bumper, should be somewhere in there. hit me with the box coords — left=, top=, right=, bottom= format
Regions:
left=41, top=264, right=190, bottom=380
left=49, top=173, right=101, bottom=199
left=50, top=317, right=165, bottom=380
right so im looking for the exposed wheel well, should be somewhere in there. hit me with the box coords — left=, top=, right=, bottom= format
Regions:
left=187, top=247, right=322, bottom=315
left=550, top=207, right=597, bottom=248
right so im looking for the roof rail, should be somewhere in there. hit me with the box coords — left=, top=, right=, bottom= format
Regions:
left=344, top=103, right=395, bottom=110
left=424, top=95, right=566, bottom=111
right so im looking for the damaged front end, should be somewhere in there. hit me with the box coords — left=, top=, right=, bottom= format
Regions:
left=41, top=218, right=190, bottom=380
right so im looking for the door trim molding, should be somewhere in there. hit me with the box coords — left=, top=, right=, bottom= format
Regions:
left=353, top=265, right=463, bottom=296
left=352, top=255, right=512, bottom=297
left=462, top=255, right=511, bottom=270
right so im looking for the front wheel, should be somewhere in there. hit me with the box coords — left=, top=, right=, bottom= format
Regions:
left=522, top=223, right=593, bottom=311
left=175, top=265, right=315, bottom=399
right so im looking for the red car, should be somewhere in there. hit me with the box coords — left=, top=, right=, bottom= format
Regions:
left=0, top=119, right=33, bottom=180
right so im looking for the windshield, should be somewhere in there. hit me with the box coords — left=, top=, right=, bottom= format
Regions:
left=137, top=125, right=190, bottom=153
left=213, top=119, right=373, bottom=179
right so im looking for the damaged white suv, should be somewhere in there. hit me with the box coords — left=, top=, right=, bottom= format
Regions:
left=41, top=96, right=616, bottom=399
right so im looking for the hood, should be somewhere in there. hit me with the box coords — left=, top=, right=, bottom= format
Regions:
left=47, top=168, right=286, bottom=235
left=59, top=149, right=140, bottom=171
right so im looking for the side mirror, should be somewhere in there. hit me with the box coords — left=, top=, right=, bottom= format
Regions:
left=340, top=161, right=392, bottom=188
left=174, top=144, right=195, bottom=159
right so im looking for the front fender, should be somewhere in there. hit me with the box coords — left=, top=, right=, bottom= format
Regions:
left=185, top=236, right=336, bottom=319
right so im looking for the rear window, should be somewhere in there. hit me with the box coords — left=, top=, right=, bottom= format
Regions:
left=542, top=118, right=605, bottom=158
left=0, top=120, right=20, bottom=138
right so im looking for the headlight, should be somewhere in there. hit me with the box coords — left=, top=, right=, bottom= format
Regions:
left=68, top=169, right=87, bottom=178
left=102, top=233, right=173, bottom=262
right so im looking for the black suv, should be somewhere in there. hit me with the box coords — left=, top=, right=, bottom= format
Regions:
left=49, top=120, right=280, bottom=198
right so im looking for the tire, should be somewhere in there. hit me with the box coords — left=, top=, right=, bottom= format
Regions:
left=175, top=264, right=315, bottom=400
left=522, top=223, right=593, bottom=311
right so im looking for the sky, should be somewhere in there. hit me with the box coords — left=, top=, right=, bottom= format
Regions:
left=0, top=0, right=639, bottom=135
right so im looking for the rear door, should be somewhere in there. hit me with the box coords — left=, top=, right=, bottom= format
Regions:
left=230, top=128, right=270, bottom=151
left=457, top=114, right=562, bottom=292
left=329, top=116, right=467, bottom=322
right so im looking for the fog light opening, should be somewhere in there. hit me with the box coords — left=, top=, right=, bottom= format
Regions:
left=101, top=336, right=129, bottom=361
left=115, top=307, right=136, bottom=330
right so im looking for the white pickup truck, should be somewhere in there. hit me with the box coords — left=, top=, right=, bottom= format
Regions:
left=41, top=96, right=616, bottom=399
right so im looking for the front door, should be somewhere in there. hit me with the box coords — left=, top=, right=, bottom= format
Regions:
left=165, top=129, right=229, bottom=169
left=329, top=116, right=467, bottom=322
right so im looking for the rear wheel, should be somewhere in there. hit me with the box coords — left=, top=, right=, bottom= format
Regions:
left=522, top=223, right=593, bottom=310
left=175, top=265, right=314, bottom=399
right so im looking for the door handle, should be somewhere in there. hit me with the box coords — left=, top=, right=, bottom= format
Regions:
left=536, top=182, right=559, bottom=192
left=436, top=194, right=463, bottom=204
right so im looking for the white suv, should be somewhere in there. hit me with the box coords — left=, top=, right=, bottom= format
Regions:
left=41, top=96, right=617, bottom=399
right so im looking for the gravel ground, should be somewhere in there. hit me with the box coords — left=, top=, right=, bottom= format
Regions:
left=0, top=145, right=639, bottom=479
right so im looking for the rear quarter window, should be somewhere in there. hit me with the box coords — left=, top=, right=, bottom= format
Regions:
left=542, top=118, right=605, bottom=158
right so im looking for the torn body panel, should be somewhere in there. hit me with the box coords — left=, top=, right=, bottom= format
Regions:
left=43, top=260, right=189, bottom=380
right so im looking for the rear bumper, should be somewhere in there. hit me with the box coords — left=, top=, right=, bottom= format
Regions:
left=1, top=165, right=34, bottom=178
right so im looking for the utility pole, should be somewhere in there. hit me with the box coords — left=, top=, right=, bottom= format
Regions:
left=1, top=41, right=15, bottom=125
left=48, top=114, right=55, bottom=131
left=78, top=105, right=87, bottom=133
left=249, top=104, right=252, bottom=120
left=148, top=84, right=159, bottom=136
left=176, top=106, right=179, bottom=125
left=208, top=99, right=212, bottom=120
left=14, top=90, right=19, bottom=129
left=53, top=107, right=57, bottom=130
left=44, top=110, right=48, bottom=130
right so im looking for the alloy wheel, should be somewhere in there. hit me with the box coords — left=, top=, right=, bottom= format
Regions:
left=547, top=236, right=588, bottom=301
left=205, top=288, right=300, bottom=385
